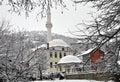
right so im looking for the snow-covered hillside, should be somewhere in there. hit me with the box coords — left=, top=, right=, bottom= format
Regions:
left=23, top=31, right=77, bottom=47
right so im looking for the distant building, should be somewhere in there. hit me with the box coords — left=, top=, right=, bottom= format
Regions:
left=78, top=47, right=104, bottom=71
left=30, top=39, right=75, bottom=79
left=57, top=55, right=82, bottom=74
left=48, top=39, right=75, bottom=73
left=37, top=39, right=75, bottom=73
left=30, top=0, right=75, bottom=79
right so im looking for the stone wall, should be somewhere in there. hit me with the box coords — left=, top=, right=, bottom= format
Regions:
left=66, top=73, right=110, bottom=81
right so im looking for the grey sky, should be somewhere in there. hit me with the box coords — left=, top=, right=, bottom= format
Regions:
left=0, top=1, right=95, bottom=38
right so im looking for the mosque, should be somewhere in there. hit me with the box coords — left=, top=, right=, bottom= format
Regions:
left=31, top=0, right=81, bottom=78
left=31, top=1, right=107, bottom=80
left=43, top=0, right=76, bottom=73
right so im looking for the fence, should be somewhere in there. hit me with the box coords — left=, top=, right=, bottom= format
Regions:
left=65, top=64, right=107, bottom=75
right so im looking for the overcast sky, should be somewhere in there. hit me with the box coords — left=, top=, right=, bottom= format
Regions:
left=0, top=1, right=95, bottom=38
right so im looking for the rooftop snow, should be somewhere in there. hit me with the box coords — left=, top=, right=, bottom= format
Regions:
left=39, top=44, right=47, bottom=48
left=40, top=39, right=69, bottom=48
left=31, top=44, right=47, bottom=51
left=81, top=47, right=96, bottom=56
left=58, top=55, right=82, bottom=64
left=49, top=39, right=69, bottom=47
left=32, top=39, right=70, bottom=51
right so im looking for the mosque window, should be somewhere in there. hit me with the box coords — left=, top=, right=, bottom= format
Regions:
left=50, top=52, right=52, bottom=57
left=64, top=53, right=66, bottom=56
left=62, top=48, right=64, bottom=51
left=55, top=62, right=57, bottom=64
left=50, top=62, right=53, bottom=68
left=55, top=52, right=57, bottom=58
left=52, top=48, right=54, bottom=50
left=59, top=52, right=62, bottom=58
left=55, top=62, right=57, bottom=68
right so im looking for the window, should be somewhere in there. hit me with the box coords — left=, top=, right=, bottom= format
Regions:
left=62, top=48, right=64, bottom=51
left=59, top=52, right=62, bottom=58
left=55, top=62, right=57, bottom=68
left=50, top=62, right=53, bottom=68
left=52, top=48, right=54, bottom=50
left=50, top=52, right=52, bottom=57
left=64, top=53, right=66, bottom=56
left=55, top=52, right=57, bottom=58
left=55, top=62, right=57, bottom=64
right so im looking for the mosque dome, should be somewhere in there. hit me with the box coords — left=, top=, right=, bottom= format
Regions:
left=38, top=39, right=70, bottom=49
left=58, top=55, right=82, bottom=64
left=49, top=39, right=69, bottom=47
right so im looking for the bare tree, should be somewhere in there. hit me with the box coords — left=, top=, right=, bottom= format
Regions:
left=71, top=0, right=120, bottom=81
left=0, top=0, right=67, bottom=17
left=30, top=48, right=49, bottom=80
left=0, top=20, right=49, bottom=82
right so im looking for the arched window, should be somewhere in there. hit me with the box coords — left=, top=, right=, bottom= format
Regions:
left=55, top=62, right=57, bottom=68
left=50, top=62, right=53, bottom=68
left=55, top=52, right=57, bottom=58
left=62, top=48, right=64, bottom=51
left=50, top=52, right=52, bottom=57
left=64, top=53, right=66, bottom=56
left=52, top=48, right=54, bottom=50
left=59, top=52, right=62, bottom=58
left=55, top=62, right=57, bottom=64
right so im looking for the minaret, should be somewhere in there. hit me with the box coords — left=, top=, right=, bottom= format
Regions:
left=46, top=0, right=52, bottom=43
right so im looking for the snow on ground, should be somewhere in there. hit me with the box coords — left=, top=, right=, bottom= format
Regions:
left=32, top=79, right=114, bottom=82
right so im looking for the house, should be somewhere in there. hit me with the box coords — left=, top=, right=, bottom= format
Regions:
left=79, top=47, right=104, bottom=71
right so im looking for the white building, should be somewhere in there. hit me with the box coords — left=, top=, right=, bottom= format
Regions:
left=57, top=55, right=82, bottom=74
left=37, top=39, right=75, bottom=73
left=30, top=0, right=75, bottom=78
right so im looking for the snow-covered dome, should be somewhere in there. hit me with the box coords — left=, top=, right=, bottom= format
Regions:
left=58, top=55, right=82, bottom=64
left=37, top=39, right=69, bottom=49
left=49, top=39, right=69, bottom=47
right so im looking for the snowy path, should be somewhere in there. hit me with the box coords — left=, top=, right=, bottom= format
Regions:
left=32, top=79, right=113, bottom=82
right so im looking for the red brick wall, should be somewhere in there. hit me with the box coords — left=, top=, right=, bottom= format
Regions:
left=90, top=49, right=104, bottom=63
left=90, top=49, right=104, bottom=70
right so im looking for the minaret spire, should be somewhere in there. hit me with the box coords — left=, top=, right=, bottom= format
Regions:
left=46, top=0, right=52, bottom=43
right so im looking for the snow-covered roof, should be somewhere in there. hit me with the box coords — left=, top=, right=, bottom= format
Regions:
left=81, top=47, right=96, bottom=56
left=32, top=39, right=70, bottom=51
left=31, top=44, right=47, bottom=51
left=49, top=39, right=69, bottom=47
left=58, top=55, right=82, bottom=64
left=39, top=44, right=47, bottom=48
